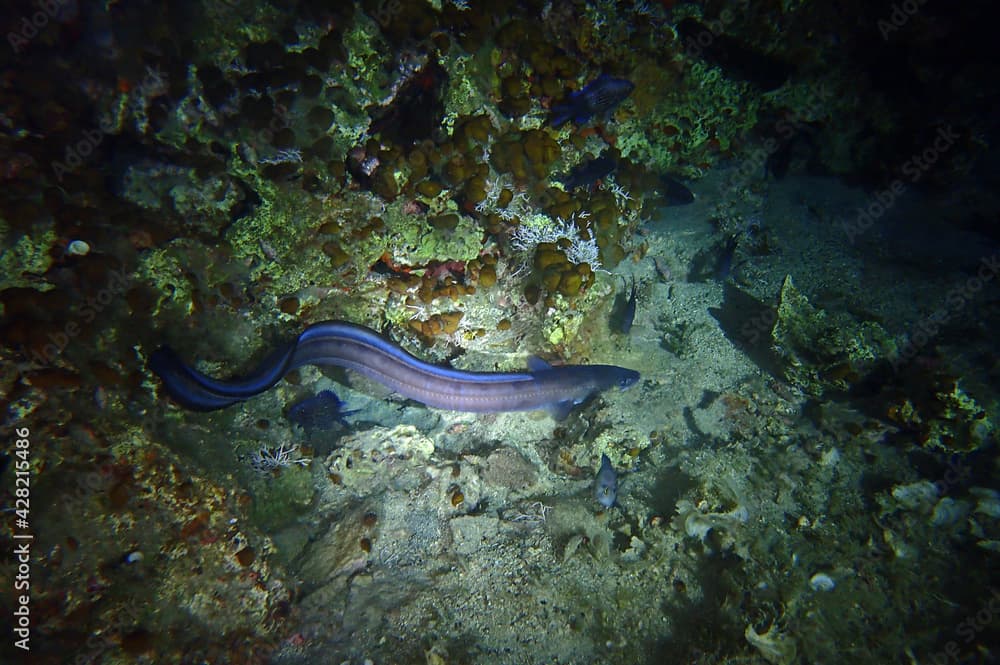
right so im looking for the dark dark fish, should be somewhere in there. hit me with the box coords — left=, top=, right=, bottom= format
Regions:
left=550, top=74, right=635, bottom=127
left=657, top=174, right=695, bottom=205
left=716, top=235, right=740, bottom=280
left=559, top=152, right=617, bottom=190
left=688, top=234, right=740, bottom=282
left=594, top=454, right=619, bottom=508
left=287, top=390, right=355, bottom=430
left=618, top=276, right=638, bottom=334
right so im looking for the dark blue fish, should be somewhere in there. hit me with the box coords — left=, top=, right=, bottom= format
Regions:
left=716, top=235, right=740, bottom=280
left=618, top=276, right=638, bottom=334
left=287, top=390, right=356, bottom=430
left=550, top=74, right=635, bottom=127
left=594, top=454, right=619, bottom=508
left=559, top=152, right=617, bottom=190
left=657, top=174, right=695, bottom=205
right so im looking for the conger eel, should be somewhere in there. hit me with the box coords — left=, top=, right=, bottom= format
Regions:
left=149, top=321, right=640, bottom=419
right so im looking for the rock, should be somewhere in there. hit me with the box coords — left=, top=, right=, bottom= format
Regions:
left=483, top=448, right=537, bottom=492
left=449, top=515, right=499, bottom=555
left=771, top=274, right=894, bottom=396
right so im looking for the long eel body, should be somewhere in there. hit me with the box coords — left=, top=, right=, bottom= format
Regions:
left=149, top=321, right=640, bottom=418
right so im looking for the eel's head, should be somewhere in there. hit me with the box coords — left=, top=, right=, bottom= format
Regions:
left=614, top=368, right=640, bottom=390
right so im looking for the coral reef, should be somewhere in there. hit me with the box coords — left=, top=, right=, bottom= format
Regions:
left=1, top=1, right=998, bottom=663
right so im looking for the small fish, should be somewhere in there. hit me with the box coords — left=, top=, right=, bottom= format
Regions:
left=618, top=275, right=638, bottom=334
left=594, top=454, right=619, bottom=508
left=653, top=257, right=672, bottom=283
left=558, top=152, right=617, bottom=191
left=550, top=74, right=635, bottom=128
left=656, top=174, right=695, bottom=205
left=287, top=390, right=356, bottom=430
left=716, top=235, right=740, bottom=280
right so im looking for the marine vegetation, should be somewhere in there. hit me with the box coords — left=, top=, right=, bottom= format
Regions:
left=0, top=1, right=997, bottom=664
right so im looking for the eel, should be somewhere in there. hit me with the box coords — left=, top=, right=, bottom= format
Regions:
left=149, top=321, right=640, bottom=419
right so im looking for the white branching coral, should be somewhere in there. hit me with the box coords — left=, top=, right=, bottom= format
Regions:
left=476, top=173, right=531, bottom=222
left=248, top=442, right=311, bottom=474
left=258, top=148, right=304, bottom=165
left=475, top=173, right=531, bottom=222
left=475, top=174, right=507, bottom=213
left=506, top=501, right=552, bottom=526
left=606, top=178, right=633, bottom=208
left=510, top=213, right=602, bottom=269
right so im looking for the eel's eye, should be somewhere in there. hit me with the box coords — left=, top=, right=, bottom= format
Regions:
left=618, top=373, right=638, bottom=389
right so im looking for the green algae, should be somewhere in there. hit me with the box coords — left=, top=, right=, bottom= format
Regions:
left=441, top=43, right=501, bottom=131
left=342, top=13, right=391, bottom=102
left=923, top=382, right=996, bottom=452
left=189, top=1, right=285, bottom=61
left=120, top=161, right=247, bottom=236
left=541, top=274, right=611, bottom=350
left=617, top=60, right=759, bottom=176
left=248, top=464, right=316, bottom=532
left=771, top=274, right=895, bottom=396
left=366, top=199, right=484, bottom=267
left=134, top=239, right=211, bottom=319
left=0, top=219, right=56, bottom=292
left=151, top=65, right=214, bottom=154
